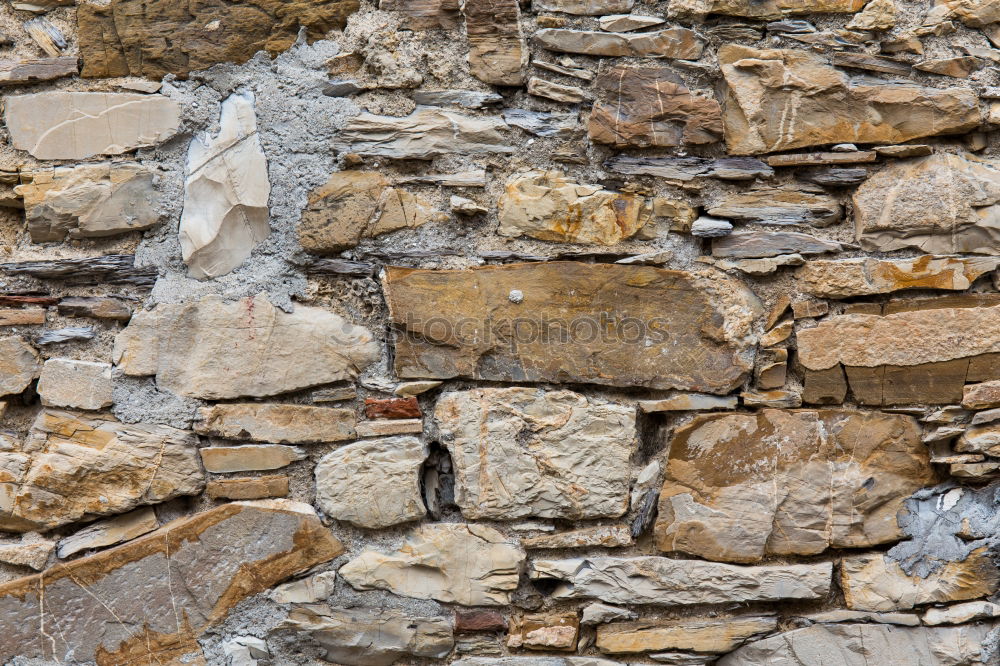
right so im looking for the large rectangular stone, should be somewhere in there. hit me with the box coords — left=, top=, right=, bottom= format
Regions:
left=194, top=403, right=355, bottom=444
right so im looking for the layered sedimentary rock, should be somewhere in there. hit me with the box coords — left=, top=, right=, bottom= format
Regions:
left=463, top=0, right=527, bottom=85
left=854, top=153, right=1000, bottom=254
left=0, top=409, right=204, bottom=531
left=596, top=617, right=777, bottom=654
left=533, top=28, right=704, bottom=58
left=497, top=171, right=652, bottom=243
left=536, top=0, right=634, bottom=14
left=78, top=0, right=360, bottom=78
left=797, top=256, right=1000, bottom=298
left=0, top=336, right=40, bottom=396
left=669, top=0, right=865, bottom=19
left=707, top=188, right=841, bottom=226
left=4, top=92, right=181, bottom=160
left=655, top=410, right=934, bottom=562
left=0, top=500, right=342, bottom=665
left=17, top=163, right=162, bottom=243
left=718, top=45, right=980, bottom=155
left=435, top=388, right=636, bottom=519
left=588, top=65, right=722, bottom=148
left=380, top=0, right=460, bottom=29
left=114, top=293, right=378, bottom=399
left=384, top=263, right=760, bottom=392
left=194, top=403, right=356, bottom=444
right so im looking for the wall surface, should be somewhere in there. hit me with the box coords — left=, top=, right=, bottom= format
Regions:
left=0, top=0, right=999, bottom=664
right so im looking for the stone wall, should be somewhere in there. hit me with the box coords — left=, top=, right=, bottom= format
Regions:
left=0, top=0, right=999, bottom=664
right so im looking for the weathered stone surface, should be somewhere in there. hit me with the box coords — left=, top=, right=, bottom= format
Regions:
left=536, top=0, right=633, bottom=14
left=4, top=92, right=181, bottom=160
left=365, top=397, right=421, bottom=419
left=854, top=153, right=1000, bottom=255
left=639, top=394, right=738, bottom=412
left=847, top=0, right=895, bottom=29
left=508, top=613, right=579, bottom=651
left=589, top=65, right=722, bottom=148
left=0, top=336, right=40, bottom=396
left=0, top=56, right=76, bottom=85
left=527, top=76, right=587, bottom=103
left=670, top=0, right=864, bottom=19
left=200, top=445, right=305, bottom=473
left=454, top=659, right=625, bottom=666
left=455, top=609, right=508, bottom=633
left=915, top=56, right=981, bottom=78
left=1, top=255, right=156, bottom=288
left=114, top=293, right=378, bottom=400
left=802, top=610, right=919, bottom=626
left=606, top=155, right=773, bottom=181
left=195, top=403, right=355, bottom=444
left=315, top=436, right=426, bottom=529
left=339, top=523, right=524, bottom=605
left=385, top=263, right=760, bottom=393
left=56, top=507, right=158, bottom=558
left=582, top=604, right=637, bottom=625
left=435, top=388, right=636, bottom=520
left=933, top=0, right=1000, bottom=26
left=78, top=0, right=359, bottom=78
left=707, top=188, right=841, bottom=226
left=503, top=108, right=578, bottom=138
left=0, top=409, right=203, bottom=532
left=413, top=89, right=503, bottom=109
left=523, top=526, right=633, bottom=549
left=205, top=475, right=289, bottom=500
left=596, top=616, right=777, bottom=654
left=717, top=623, right=997, bottom=666
left=797, top=256, right=1000, bottom=298
left=17, top=162, right=162, bottom=242
left=332, top=107, right=513, bottom=159
left=841, top=550, right=999, bottom=611
left=963, top=380, right=1000, bottom=409
left=464, top=0, right=527, bottom=86
left=36, top=358, right=113, bottom=411
left=0, top=533, right=53, bottom=570
left=599, top=14, right=664, bottom=31
left=380, top=0, right=459, bottom=29
left=356, top=419, right=424, bottom=437
left=276, top=604, right=453, bottom=666
left=534, top=28, right=704, bottom=59
left=712, top=231, right=842, bottom=259
left=497, top=171, right=652, bottom=244
left=180, top=91, right=270, bottom=280
left=0, top=500, right=342, bottom=665
left=924, top=600, right=1000, bottom=625
left=35, top=327, right=95, bottom=346
left=530, top=557, right=832, bottom=605
left=299, top=171, right=441, bottom=253
left=719, top=45, right=980, bottom=155
left=269, top=571, right=337, bottom=603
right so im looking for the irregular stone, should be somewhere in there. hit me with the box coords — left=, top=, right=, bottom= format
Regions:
left=397, top=170, right=488, bottom=187
left=798, top=256, right=1000, bottom=299
left=718, top=45, right=980, bottom=155
left=36, top=358, right=113, bottom=411
left=179, top=91, right=270, bottom=280
left=17, top=162, right=162, bottom=243
left=0, top=309, right=44, bottom=326
left=498, top=171, right=652, bottom=244
left=955, top=422, right=1000, bottom=455
left=435, top=388, right=635, bottom=520
left=356, top=419, right=423, bottom=437
left=841, top=550, right=999, bottom=611
left=950, top=461, right=1000, bottom=478
left=464, top=0, right=526, bottom=85
left=4, top=92, right=181, bottom=160
left=914, top=56, right=981, bottom=77
left=454, top=659, right=625, bottom=666
left=924, top=600, right=1000, bottom=625
left=0, top=533, right=53, bottom=570
left=339, top=523, right=524, bottom=605
left=589, top=65, right=722, bottom=148
left=0, top=56, right=76, bottom=85
left=502, top=109, right=578, bottom=138
left=527, top=77, right=587, bottom=103
left=385, top=263, right=760, bottom=392
left=364, top=397, right=420, bottom=420
left=791, top=298, right=828, bottom=319
left=299, top=170, right=441, bottom=253
left=802, top=610, right=919, bottom=626
left=451, top=195, right=488, bottom=215
left=0, top=336, right=39, bottom=396
left=717, top=623, right=997, bottom=666
left=23, top=18, right=65, bottom=57
left=639, top=394, right=738, bottom=412
left=767, top=151, right=876, bottom=167
left=1, top=255, right=155, bottom=287
left=522, top=526, right=633, bottom=549
left=854, top=153, right=1000, bottom=255
left=533, top=28, right=704, bottom=59
left=269, top=571, right=337, bottom=604
left=741, top=389, right=801, bottom=408
left=691, top=216, right=732, bottom=237
left=530, top=557, right=832, bottom=605
left=605, top=155, right=772, bottom=181
left=712, top=254, right=804, bottom=276
left=114, top=293, right=378, bottom=400
left=508, top=613, right=577, bottom=650
left=847, top=0, right=895, bottom=30
left=582, top=604, right=637, bottom=625
left=276, top=604, right=453, bottom=666
left=0, top=500, right=342, bottom=664
left=315, top=436, right=426, bottom=529
left=712, top=231, right=841, bottom=259
left=200, top=445, right=305, bottom=473
left=596, top=616, right=777, bottom=654
left=395, top=380, right=441, bottom=396
left=933, top=0, right=1000, bottom=26
left=332, top=107, right=513, bottom=159
left=709, top=188, right=841, bottom=226
left=455, top=609, right=507, bottom=632
left=534, top=59, right=596, bottom=80
left=599, top=14, right=665, bottom=31
left=56, top=507, right=158, bottom=558
left=963, top=380, right=1000, bottom=409
left=536, top=0, right=634, bottom=14
left=380, top=0, right=459, bottom=29
left=205, top=475, right=289, bottom=500
left=670, top=0, right=864, bottom=19
left=35, top=326, right=95, bottom=345
left=195, top=403, right=355, bottom=444
left=0, top=409, right=203, bottom=532
left=413, top=89, right=503, bottom=108
left=223, top=636, right=270, bottom=666
left=875, top=144, right=932, bottom=158
left=78, top=0, right=359, bottom=78
left=832, top=52, right=911, bottom=75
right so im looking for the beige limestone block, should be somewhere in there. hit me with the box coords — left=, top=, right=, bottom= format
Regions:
left=114, top=293, right=378, bottom=400
left=963, top=380, right=1000, bottom=409
left=194, top=403, right=355, bottom=444
left=923, top=600, right=1000, bottom=625
left=4, top=92, right=181, bottom=160
left=522, top=526, right=633, bottom=549
left=339, top=523, right=524, bottom=605
left=199, top=444, right=305, bottom=473
left=0, top=409, right=204, bottom=532
left=314, top=436, right=427, bottom=528
left=179, top=91, right=270, bottom=279
left=796, top=256, right=1000, bottom=298
left=596, top=616, right=777, bottom=654
left=0, top=533, right=54, bottom=570
left=0, top=336, right=40, bottom=397
left=36, top=358, right=113, bottom=411
left=56, top=507, right=158, bottom=558
left=435, top=387, right=636, bottom=520
left=269, top=570, right=337, bottom=603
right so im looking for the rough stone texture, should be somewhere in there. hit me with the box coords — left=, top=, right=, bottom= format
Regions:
left=0, top=336, right=41, bottom=397
left=36, top=358, right=113, bottom=411
left=797, top=256, right=1000, bottom=298
left=77, top=0, right=360, bottom=78
left=464, top=0, right=527, bottom=86
left=314, top=436, right=427, bottom=528
left=339, top=524, right=524, bottom=605
left=194, top=403, right=356, bottom=444
left=380, top=0, right=460, bottom=29
left=114, top=293, right=378, bottom=399
left=4, top=92, right=181, bottom=160
left=200, top=444, right=306, bottom=473
left=534, top=28, right=704, bottom=58
left=596, top=616, right=778, bottom=654
left=435, top=387, right=635, bottom=520
left=384, top=263, right=760, bottom=393
left=522, top=526, right=633, bottom=549
left=205, top=475, right=289, bottom=500
left=655, top=409, right=934, bottom=563
left=17, top=163, right=162, bottom=243
left=56, top=507, right=159, bottom=558
left=0, top=533, right=54, bottom=570
left=179, top=91, right=271, bottom=280
left=0, top=409, right=204, bottom=532
left=670, top=0, right=865, bottom=19
left=707, top=188, right=841, bottom=226
left=0, top=500, right=342, bottom=664
left=719, top=45, right=980, bottom=155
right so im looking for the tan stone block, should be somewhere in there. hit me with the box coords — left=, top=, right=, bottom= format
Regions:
left=200, top=445, right=305, bottom=473
left=195, top=403, right=355, bottom=444
left=37, top=358, right=113, bottom=411
left=205, top=475, right=289, bottom=501
left=596, top=616, right=777, bottom=654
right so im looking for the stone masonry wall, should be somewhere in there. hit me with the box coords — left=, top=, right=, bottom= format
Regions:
left=1, top=0, right=1000, bottom=664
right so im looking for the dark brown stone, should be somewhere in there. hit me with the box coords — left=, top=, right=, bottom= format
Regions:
left=455, top=609, right=508, bottom=633
left=365, top=397, right=422, bottom=420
